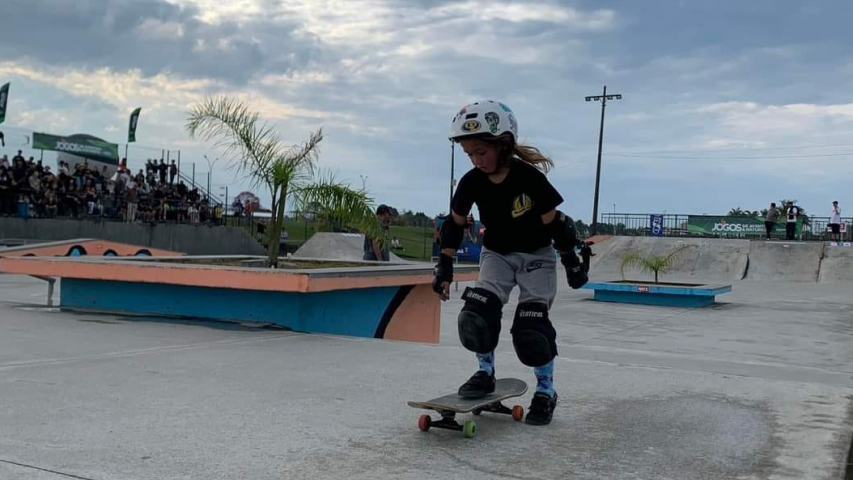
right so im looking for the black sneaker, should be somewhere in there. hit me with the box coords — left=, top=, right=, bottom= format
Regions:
left=525, top=391, right=558, bottom=426
left=457, top=370, right=496, bottom=399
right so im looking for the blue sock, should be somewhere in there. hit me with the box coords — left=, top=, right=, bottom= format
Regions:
left=534, top=360, right=555, bottom=397
left=476, top=351, right=495, bottom=376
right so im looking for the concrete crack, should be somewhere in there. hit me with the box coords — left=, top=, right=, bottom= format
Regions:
left=0, top=458, right=96, bottom=480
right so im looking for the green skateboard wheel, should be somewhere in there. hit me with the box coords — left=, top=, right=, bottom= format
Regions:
left=462, top=420, right=477, bottom=438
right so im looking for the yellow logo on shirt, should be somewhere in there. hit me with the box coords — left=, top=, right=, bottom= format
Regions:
left=512, top=194, right=534, bottom=218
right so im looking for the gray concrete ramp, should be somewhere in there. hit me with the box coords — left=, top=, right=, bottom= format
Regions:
left=745, top=241, right=823, bottom=282
left=819, top=245, right=853, bottom=284
left=590, top=236, right=749, bottom=283
left=293, top=232, right=404, bottom=262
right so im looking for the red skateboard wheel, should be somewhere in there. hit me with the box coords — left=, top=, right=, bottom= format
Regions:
left=418, top=414, right=432, bottom=432
left=512, top=405, right=524, bottom=421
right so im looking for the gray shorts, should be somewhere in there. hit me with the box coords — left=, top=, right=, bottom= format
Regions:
left=476, top=246, right=557, bottom=308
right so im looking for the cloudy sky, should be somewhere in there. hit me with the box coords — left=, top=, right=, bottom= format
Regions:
left=1, top=0, right=852, bottom=221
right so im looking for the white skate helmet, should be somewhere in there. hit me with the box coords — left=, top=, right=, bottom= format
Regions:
left=449, top=100, right=518, bottom=143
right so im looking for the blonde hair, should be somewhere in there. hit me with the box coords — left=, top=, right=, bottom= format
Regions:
left=476, top=134, right=554, bottom=173
left=512, top=143, right=553, bottom=173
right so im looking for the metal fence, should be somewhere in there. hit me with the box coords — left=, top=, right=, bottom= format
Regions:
left=599, top=213, right=853, bottom=242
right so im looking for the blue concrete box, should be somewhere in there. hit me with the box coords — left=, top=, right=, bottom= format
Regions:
left=583, top=281, right=731, bottom=307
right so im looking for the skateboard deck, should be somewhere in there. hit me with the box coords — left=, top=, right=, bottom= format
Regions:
left=408, top=378, right=527, bottom=438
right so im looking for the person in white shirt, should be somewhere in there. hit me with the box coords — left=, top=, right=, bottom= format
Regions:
left=785, top=201, right=799, bottom=241
left=125, top=179, right=138, bottom=222
left=829, top=201, right=842, bottom=242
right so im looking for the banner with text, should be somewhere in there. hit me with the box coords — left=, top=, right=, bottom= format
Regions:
left=32, top=133, right=120, bottom=165
left=687, top=215, right=802, bottom=237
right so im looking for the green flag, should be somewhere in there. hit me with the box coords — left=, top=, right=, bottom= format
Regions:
left=128, top=107, right=141, bottom=143
left=0, top=83, right=9, bottom=125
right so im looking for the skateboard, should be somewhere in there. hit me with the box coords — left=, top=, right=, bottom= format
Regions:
left=407, top=378, right=527, bottom=438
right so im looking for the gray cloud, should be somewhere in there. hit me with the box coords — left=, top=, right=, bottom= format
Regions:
left=4, top=0, right=853, bottom=220
left=0, top=0, right=317, bottom=84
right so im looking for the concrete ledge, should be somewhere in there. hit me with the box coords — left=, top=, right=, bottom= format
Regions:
left=1, top=255, right=480, bottom=344
left=583, top=281, right=732, bottom=307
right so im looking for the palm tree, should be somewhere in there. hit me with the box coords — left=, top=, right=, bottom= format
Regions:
left=186, top=96, right=382, bottom=267
left=620, top=244, right=690, bottom=283
left=728, top=207, right=761, bottom=218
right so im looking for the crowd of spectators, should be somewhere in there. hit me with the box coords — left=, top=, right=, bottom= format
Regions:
left=0, top=150, right=223, bottom=225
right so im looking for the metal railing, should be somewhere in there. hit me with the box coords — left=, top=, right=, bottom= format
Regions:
left=598, top=214, right=692, bottom=237
left=599, top=213, right=853, bottom=241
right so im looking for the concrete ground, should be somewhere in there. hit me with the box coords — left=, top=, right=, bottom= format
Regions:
left=1, top=272, right=852, bottom=480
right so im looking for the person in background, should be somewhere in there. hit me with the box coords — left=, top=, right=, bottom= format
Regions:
left=579, top=241, right=595, bottom=274
left=785, top=201, right=799, bottom=241
left=829, top=201, right=842, bottom=242
left=363, top=204, right=393, bottom=261
left=125, top=177, right=138, bottom=222
left=764, top=202, right=778, bottom=240
left=169, top=160, right=178, bottom=185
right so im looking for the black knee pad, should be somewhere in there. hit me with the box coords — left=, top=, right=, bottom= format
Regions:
left=510, top=302, right=558, bottom=367
left=458, top=287, right=503, bottom=354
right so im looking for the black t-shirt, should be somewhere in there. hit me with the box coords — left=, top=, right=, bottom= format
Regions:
left=451, top=160, right=563, bottom=254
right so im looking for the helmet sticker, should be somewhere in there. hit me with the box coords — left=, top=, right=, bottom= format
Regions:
left=484, top=112, right=500, bottom=134
left=461, top=120, right=481, bottom=132
left=508, top=113, right=518, bottom=134
left=499, top=103, right=512, bottom=113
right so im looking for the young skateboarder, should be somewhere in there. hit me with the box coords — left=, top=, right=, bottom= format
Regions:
left=432, top=100, right=587, bottom=426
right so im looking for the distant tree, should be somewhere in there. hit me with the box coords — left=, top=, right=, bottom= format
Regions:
left=727, top=207, right=760, bottom=217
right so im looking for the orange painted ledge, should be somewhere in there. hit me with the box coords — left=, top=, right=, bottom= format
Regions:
left=0, top=256, right=480, bottom=293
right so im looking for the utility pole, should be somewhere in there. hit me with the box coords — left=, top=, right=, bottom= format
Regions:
left=585, top=85, right=622, bottom=236
left=449, top=142, right=455, bottom=215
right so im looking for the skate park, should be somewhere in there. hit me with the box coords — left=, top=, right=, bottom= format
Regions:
left=3, top=1, right=853, bottom=475
left=2, top=234, right=853, bottom=480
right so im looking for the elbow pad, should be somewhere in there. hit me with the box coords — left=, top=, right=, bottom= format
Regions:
left=439, top=217, right=465, bottom=250
left=549, top=211, right=580, bottom=252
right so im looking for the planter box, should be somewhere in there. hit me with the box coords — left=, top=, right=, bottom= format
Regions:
left=583, top=280, right=731, bottom=307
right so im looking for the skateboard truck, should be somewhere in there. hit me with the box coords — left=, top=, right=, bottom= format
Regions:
left=418, top=410, right=479, bottom=438
left=417, top=402, right=524, bottom=438
left=409, top=378, right=527, bottom=438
